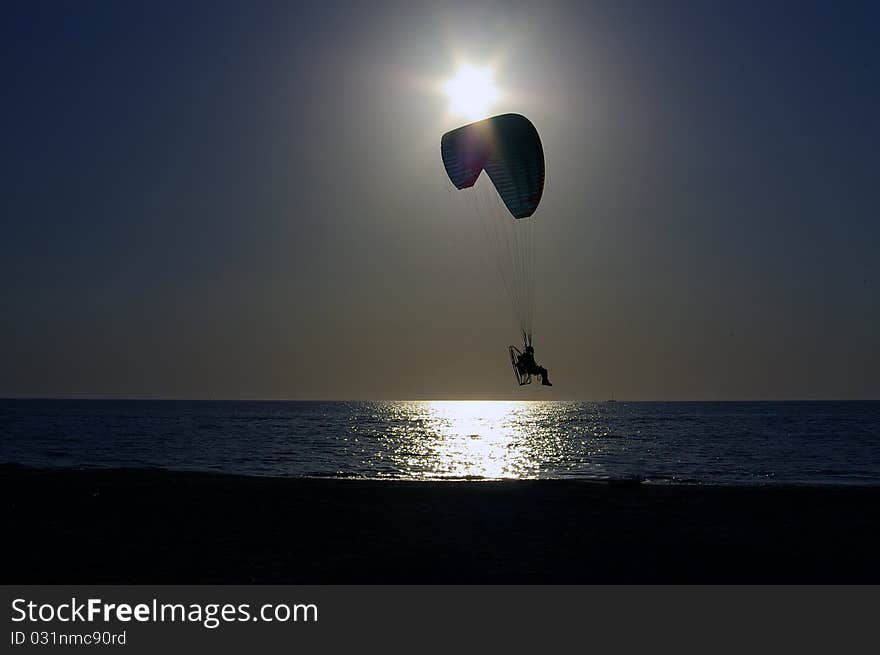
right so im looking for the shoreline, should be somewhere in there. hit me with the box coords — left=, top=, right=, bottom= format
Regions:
left=5, top=463, right=879, bottom=487
left=4, top=464, right=880, bottom=583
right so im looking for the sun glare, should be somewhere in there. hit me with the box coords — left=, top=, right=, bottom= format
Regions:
left=443, top=63, right=500, bottom=121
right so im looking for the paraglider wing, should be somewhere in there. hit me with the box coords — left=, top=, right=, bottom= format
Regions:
left=483, top=114, right=544, bottom=219
left=440, top=112, right=547, bottom=360
left=440, top=122, right=491, bottom=189
left=440, top=113, right=545, bottom=218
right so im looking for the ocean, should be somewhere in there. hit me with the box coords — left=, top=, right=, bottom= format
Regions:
left=1, top=399, right=878, bottom=484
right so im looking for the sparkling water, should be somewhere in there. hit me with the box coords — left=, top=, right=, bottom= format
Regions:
left=1, top=399, right=878, bottom=484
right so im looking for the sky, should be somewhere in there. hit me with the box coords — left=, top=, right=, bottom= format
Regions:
left=2, top=1, right=878, bottom=400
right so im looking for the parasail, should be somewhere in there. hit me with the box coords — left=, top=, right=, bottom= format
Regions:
left=441, top=113, right=545, bottom=347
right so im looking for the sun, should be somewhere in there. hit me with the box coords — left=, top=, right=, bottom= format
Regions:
left=443, top=63, right=501, bottom=121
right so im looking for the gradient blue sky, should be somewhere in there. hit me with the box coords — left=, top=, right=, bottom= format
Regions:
left=2, top=1, right=878, bottom=399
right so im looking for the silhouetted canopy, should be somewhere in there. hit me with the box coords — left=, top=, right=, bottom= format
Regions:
left=441, top=113, right=545, bottom=219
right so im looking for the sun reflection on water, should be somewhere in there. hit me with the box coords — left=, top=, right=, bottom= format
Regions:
left=372, top=400, right=571, bottom=479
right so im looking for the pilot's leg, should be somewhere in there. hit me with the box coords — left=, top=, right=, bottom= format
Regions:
left=537, top=366, right=552, bottom=386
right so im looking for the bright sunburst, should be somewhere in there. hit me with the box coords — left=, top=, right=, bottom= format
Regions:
left=443, top=63, right=501, bottom=121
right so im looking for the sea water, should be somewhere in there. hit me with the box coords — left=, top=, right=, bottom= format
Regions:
left=1, top=399, right=879, bottom=484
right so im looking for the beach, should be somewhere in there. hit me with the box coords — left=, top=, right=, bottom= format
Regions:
left=3, top=465, right=879, bottom=583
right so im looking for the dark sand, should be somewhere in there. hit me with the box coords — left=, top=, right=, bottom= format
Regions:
left=3, top=465, right=879, bottom=583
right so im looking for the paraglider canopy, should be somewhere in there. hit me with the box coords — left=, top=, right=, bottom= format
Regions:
left=441, top=112, right=546, bottom=357
left=441, top=113, right=545, bottom=219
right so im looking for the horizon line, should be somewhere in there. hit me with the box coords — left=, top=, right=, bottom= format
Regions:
left=2, top=396, right=879, bottom=403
